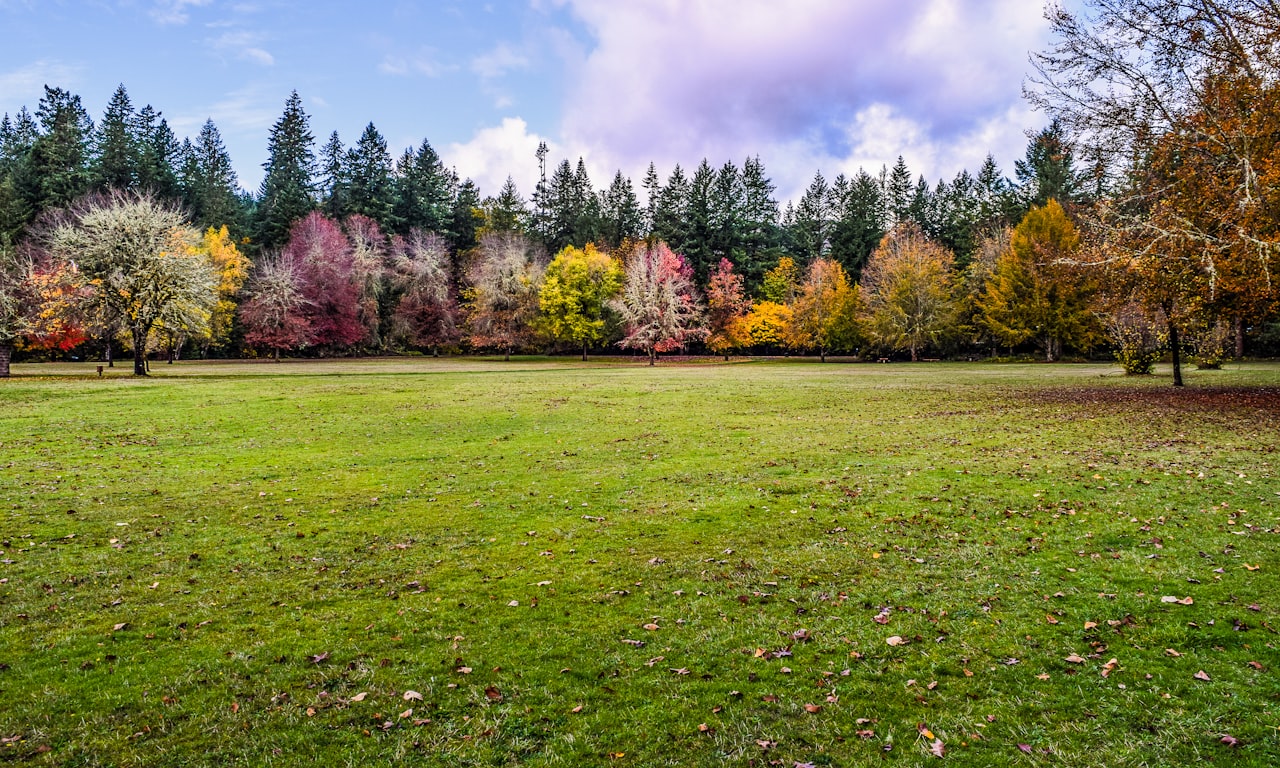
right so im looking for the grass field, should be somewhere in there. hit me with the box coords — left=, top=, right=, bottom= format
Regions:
left=0, top=358, right=1277, bottom=766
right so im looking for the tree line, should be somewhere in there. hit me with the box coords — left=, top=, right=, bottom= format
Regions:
left=2, top=0, right=1278, bottom=381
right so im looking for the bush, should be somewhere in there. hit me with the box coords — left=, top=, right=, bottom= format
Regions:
left=1188, top=318, right=1229, bottom=369
left=1107, top=303, right=1166, bottom=375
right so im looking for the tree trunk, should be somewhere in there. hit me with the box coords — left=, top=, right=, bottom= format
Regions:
left=1168, top=317, right=1183, bottom=387
left=910, top=345, right=918, bottom=362
left=132, top=329, right=148, bottom=376
left=0, top=343, right=11, bottom=378
left=724, top=353, right=729, bottom=362
left=820, top=348, right=826, bottom=363
left=273, top=347, right=280, bottom=362
left=104, top=341, right=113, bottom=367
left=582, top=341, right=588, bottom=362
left=504, top=347, right=511, bottom=362
left=432, top=346, right=439, bottom=358
left=648, top=348, right=655, bottom=366
left=1234, top=315, right=1245, bottom=359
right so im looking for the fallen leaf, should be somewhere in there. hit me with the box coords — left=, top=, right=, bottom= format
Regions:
left=571, top=705, right=583, bottom=713
left=1036, top=673, right=1051, bottom=680
left=918, top=724, right=936, bottom=740
left=1083, top=621, right=1098, bottom=629
left=1064, top=654, right=1086, bottom=664
left=456, top=666, right=472, bottom=674
left=1101, top=658, right=1119, bottom=677
left=1248, top=660, right=1264, bottom=670
left=886, top=636, right=906, bottom=646
left=484, top=686, right=502, bottom=701
left=1018, top=743, right=1033, bottom=754
left=620, top=638, right=645, bottom=647
left=697, top=723, right=710, bottom=733
left=1243, top=564, right=1260, bottom=571
left=642, top=623, right=660, bottom=631
left=1221, top=734, right=1240, bottom=747
left=112, top=622, right=128, bottom=632
left=856, top=729, right=876, bottom=739
left=930, top=739, right=945, bottom=757
left=403, top=690, right=423, bottom=701
left=350, top=692, right=368, bottom=702
left=804, top=703, right=822, bottom=713
left=399, top=708, right=413, bottom=719
left=309, top=652, right=330, bottom=664
left=1045, top=614, right=1060, bottom=625
left=230, top=701, right=239, bottom=713
left=1194, top=670, right=1211, bottom=681
left=1165, top=649, right=1182, bottom=657
left=507, top=600, right=519, bottom=607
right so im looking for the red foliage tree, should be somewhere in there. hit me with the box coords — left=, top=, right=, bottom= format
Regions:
left=286, top=212, right=366, bottom=351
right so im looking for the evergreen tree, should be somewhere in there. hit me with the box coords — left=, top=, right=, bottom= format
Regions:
left=1015, top=118, right=1080, bottom=210
left=828, top=168, right=884, bottom=280
left=483, top=176, right=529, bottom=235
left=572, top=158, right=600, bottom=246
left=345, top=122, right=395, bottom=229
left=255, top=91, right=316, bottom=251
left=391, top=139, right=452, bottom=236
left=135, top=105, right=180, bottom=199
left=885, top=156, right=913, bottom=225
left=448, top=177, right=482, bottom=257
left=907, top=175, right=935, bottom=236
left=93, top=84, right=138, bottom=192
left=24, top=86, right=93, bottom=214
left=682, top=159, right=717, bottom=280
left=934, top=169, right=981, bottom=267
left=791, top=171, right=831, bottom=261
left=708, top=161, right=745, bottom=269
left=183, top=119, right=242, bottom=233
left=0, top=110, right=39, bottom=241
left=652, top=164, right=691, bottom=255
left=599, top=170, right=641, bottom=249
left=739, top=155, right=780, bottom=288
left=319, top=131, right=348, bottom=220
left=976, top=154, right=1019, bottom=229
left=641, top=162, right=661, bottom=237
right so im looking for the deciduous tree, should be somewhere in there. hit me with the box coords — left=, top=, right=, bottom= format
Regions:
left=786, top=258, right=862, bottom=361
left=860, top=224, right=956, bottom=361
left=705, top=258, right=750, bottom=359
left=612, top=241, right=706, bottom=364
left=466, top=232, right=544, bottom=360
left=539, top=243, right=622, bottom=360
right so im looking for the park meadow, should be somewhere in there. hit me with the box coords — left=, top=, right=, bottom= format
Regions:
left=0, top=357, right=1277, bottom=766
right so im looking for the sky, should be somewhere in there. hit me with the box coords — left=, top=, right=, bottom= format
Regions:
left=0, top=0, right=1065, bottom=205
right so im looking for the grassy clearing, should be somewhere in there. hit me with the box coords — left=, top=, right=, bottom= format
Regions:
left=0, top=358, right=1277, bottom=766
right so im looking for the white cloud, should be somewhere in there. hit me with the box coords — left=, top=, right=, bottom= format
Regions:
left=380, top=49, right=449, bottom=77
left=471, top=42, right=530, bottom=80
left=151, top=0, right=212, bottom=25
left=0, top=60, right=82, bottom=111
left=548, top=0, right=1052, bottom=203
left=442, top=117, right=556, bottom=201
left=209, top=30, right=276, bottom=66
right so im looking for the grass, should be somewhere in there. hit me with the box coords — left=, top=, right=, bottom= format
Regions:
left=0, top=357, right=1277, bottom=766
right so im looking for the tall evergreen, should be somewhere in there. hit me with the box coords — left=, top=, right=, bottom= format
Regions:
left=92, top=84, right=138, bottom=192
left=1016, top=118, right=1079, bottom=210
left=448, top=177, right=482, bottom=257
left=572, top=159, right=600, bottom=247
left=345, top=122, right=395, bottom=229
left=641, top=162, right=661, bottom=237
left=708, top=161, right=745, bottom=268
left=319, top=131, right=348, bottom=220
left=885, top=156, right=913, bottom=226
left=791, top=171, right=831, bottom=261
left=23, top=86, right=93, bottom=214
left=828, top=168, right=885, bottom=280
left=182, top=119, right=242, bottom=233
left=682, top=159, right=716, bottom=279
left=907, top=175, right=935, bottom=236
left=255, top=91, right=315, bottom=250
left=740, top=155, right=780, bottom=288
left=135, top=105, right=180, bottom=199
left=392, top=139, right=452, bottom=235
left=0, top=110, right=38, bottom=241
left=652, top=165, right=690, bottom=253
left=599, top=170, right=641, bottom=249
left=483, top=176, right=528, bottom=234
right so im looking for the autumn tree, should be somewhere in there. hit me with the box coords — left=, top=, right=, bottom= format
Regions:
left=705, top=258, right=751, bottom=359
left=786, top=258, right=862, bottom=361
left=979, top=200, right=1099, bottom=361
left=46, top=192, right=215, bottom=375
left=195, top=225, right=249, bottom=354
left=285, top=212, right=364, bottom=351
left=391, top=229, right=457, bottom=354
left=760, top=255, right=801, bottom=304
left=345, top=214, right=391, bottom=349
left=538, top=243, right=623, bottom=360
left=860, top=224, right=956, bottom=361
left=738, top=301, right=791, bottom=352
left=466, top=232, right=544, bottom=360
left=0, top=246, right=36, bottom=376
left=612, top=241, right=707, bottom=364
left=239, top=250, right=311, bottom=359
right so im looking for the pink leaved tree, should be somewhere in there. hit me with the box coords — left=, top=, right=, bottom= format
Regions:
left=287, top=212, right=366, bottom=352
left=391, top=229, right=458, bottom=355
left=239, top=249, right=312, bottom=359
left=613, top=241, right=707, bottom=365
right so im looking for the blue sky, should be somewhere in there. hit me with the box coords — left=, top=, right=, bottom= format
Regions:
left=0, top=0, right=1063, bottom=204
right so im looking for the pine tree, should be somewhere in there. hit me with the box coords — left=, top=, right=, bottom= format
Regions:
left=483, top=176, right=529, bottom=235
left=599, top=171, right=641, bottom=249
left=319, top=131, right=348, bottom=220
left=24, top=86, right=93, bottom=214
left=93, top=84, right=138, bottom=192
left=682, top=159, right=716, bottom=280
left=652, top=165, right=690, bottom=254
left=571, top=158, right=600, bottom=247
left=1015, top=119, right=1079, bottom=210
left=885, top=156, right=913, bottom=225
left=708, top=161, right=744, bottom=268
left=739, top=155, right=780, bottom=288
left=391, top=139, right=452, bottom=236
left=135, top=106, right=181, bottom=199
left=828, top=169, right=884, bottom=281
left=641, top=162, right=661, bottom=237
left=255, top=91, right=315, bottom=251
left=791, top=171, right=831, bottom=261
left=907, top=175, right=935, bottom=236
left=345, top=122, right=395, bottom=229
left=183, top=119, right=242, bottom=233
left=448, top=177, right=482, bottom=257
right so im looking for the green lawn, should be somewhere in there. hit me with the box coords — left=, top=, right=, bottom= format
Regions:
left=0, top=358, right=1276, bottom=766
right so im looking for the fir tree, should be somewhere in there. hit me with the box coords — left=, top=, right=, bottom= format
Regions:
left=1015, top=119, right=1080, bottom=210
left=483, top=176, right=528, bottom=234
left=93, top=84, right=138, bottom=192
left=345, top=122, right=395, bottom=229
left=792, top=171, right=831, bottom=261
left=183, top=119, right=242, bottom=233
left=135, top=105, right=181, bottom=199
left=828, top=168, right=884, bottom=280
left=739, top=155, right=780, bottom=288
left=255, top=91, right=316, bottom=251
left=599, top=170, right=641, bottom=249
left=392, top=139, right=452, bottom=235
left=885, top=156, right=913, bottom=225
left=319, top=131, right=348, bottom=220
left=25, top=86, right=93, bottom=214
